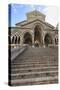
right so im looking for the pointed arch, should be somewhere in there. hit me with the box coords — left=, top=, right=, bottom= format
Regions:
left=44, top=33, right=53, bottom=46
left=23, top=32, right=32, bottom=46
left=34, top=25, right=43, bottom=47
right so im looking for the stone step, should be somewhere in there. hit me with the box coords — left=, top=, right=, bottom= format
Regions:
left=16, top=52, right=57, bottom=56
left=11, top=76, right=58, bottom=86
left=13, top=60, right=58, bottom=64
left=12, top=61, right=57, bottom=65
left=11, top=63, right=58, bottom=68
left=28, top=79, right=58, bottom=85
left=11, top=66, right=58, bottom=71
left=10, top=47, right=58, bottom=86
left=12, top=57, right=58, bottom=61
left=12, top=58, right=58, bottom=63
left=13, top=57, right=58, bottom=63
left=11, top=66, right=58, bottom=74
left=18, top=53, right=57, bottom=56
left=11, top=64, right=58, bottom=69
left=14, top=56, right=57, bottom=61
left=11, top=70, right=58, bottom=79
left=11, top=72, right=58, bottom=80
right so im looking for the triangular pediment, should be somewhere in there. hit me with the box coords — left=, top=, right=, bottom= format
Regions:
left=15, top=10, right=55, bottom=29
left=16, top=19, right=54, bottom=29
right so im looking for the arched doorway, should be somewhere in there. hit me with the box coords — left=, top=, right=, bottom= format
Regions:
left=23, top=32, right=32, bottom=46
left=34, top=25, right=42, bottom=47
left=44, top=33, right=52, bottom=46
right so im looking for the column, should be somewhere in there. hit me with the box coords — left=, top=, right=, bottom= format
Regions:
left=32, top=31, right=34, bottom=47
left=51, top=34, right=55, bottom=45
left=20, top=35, right=23, bottom=46
left=42, top=34, right=45, bottom=48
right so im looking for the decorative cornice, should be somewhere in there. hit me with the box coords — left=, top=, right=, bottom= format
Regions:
left=9, top=27, right=32, bottom=29
left=15, top=20, right=27, bottom=25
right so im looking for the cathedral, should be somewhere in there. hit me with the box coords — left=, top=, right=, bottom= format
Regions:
left=9, top=10, right=58, bottom=86
left=10, top=10, right=58, bottom=47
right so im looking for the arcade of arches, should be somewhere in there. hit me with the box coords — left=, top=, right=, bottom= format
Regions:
left=11, top=35, right=20, bottom=44
left=10, top=25, right=58, bottom=47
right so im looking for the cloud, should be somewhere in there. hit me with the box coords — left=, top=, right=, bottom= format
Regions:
left=43, top=6, right=59, bottom=27
left=38, top=6, right=46, bottom=13
left=38, top=7, right=42, bottom=12
left=30, top=5, right=36, bottom=10
left=29, top=5, right=59, bottom=27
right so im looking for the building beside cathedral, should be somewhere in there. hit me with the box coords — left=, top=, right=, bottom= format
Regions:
left=10, top=10, right=58, bottom=47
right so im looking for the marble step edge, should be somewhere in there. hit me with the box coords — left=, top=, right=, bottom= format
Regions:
left=11, top=63, right=58, bottom=67
left=11, top=76, right=58, bottom=85
left=12, top=60, right=58, bottom=64
left=11, top=66, right=58, bottom=71
left=14, top=58, right=58, bottom=60
left=11, top=70, right=58, bottom=76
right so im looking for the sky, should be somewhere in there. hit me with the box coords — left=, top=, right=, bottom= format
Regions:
left=8, top=4, right=59, bottom=27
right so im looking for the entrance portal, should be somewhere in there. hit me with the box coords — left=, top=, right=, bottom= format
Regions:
left=34, top=25, right=42, bottom=47
left=23, top=32, right=32, bottom=46
left=44, top=33, right=52, bottom=46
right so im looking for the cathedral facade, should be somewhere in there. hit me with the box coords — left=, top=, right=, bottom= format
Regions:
left=10, top=10, right=58, bottom=47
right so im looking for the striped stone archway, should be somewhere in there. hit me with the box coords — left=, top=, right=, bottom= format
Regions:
left=34, top=25, right=43, bottom=47
left=23, top=32, right=32, bottom=46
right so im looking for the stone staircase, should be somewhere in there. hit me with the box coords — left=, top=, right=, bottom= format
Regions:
left=10, top=46, right=58, bottom=86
